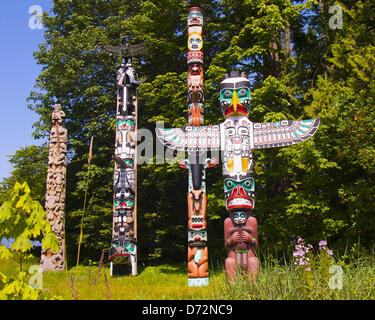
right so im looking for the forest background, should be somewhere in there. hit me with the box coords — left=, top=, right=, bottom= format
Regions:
left=1, top=0, right=374, bottom=268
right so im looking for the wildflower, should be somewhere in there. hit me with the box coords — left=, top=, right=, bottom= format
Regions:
left=293, top=237, right=315, bottom=273
left=319, top=240, right=327, bottom=246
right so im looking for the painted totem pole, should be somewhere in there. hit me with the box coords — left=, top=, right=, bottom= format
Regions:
left=99, top=39, right=146, bottom=276
left=179, top=7, right=217, bottom=287
left=157, top=69, right=320, bottom=282
left=40, top=104, right=67, bottom=271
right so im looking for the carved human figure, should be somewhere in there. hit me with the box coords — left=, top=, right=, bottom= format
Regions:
left=188, top=229, right=208, bottom=279
left=224, top=211, right=258, bottom=281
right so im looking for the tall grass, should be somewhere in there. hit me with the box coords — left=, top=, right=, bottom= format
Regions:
left=211, top=249, right=375, bottom=300
left=1, top=252, right=374, bottom=300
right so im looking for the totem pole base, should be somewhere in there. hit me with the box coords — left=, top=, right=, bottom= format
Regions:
left=188, top=277, right=209, bottom=287
left=110, top=262, right=132, bottom=277
left=40, top=253, right=65, bottom=272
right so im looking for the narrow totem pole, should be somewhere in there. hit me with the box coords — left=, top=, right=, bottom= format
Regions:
left=157, top=69, right=320, bottom=282
left=99, top=39, right=146, bottom=276
left=40, top=104, right=67, bottom=271
left=180, top=7, right=217, bottom=287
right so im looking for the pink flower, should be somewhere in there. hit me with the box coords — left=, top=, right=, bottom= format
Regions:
left=319, top=240, right=327, bottom=247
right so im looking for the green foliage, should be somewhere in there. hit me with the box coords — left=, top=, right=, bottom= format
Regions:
left=0, top=182, right=59, bottom=270
left=0, top=271, right=41, bottom=300
left=0, top=270, right=52, bottom=300
left=0, top=258, right=63, bottom=300
left=0, top=145, right=48, bottom=204
left=22, top=0, right=375, bottom=265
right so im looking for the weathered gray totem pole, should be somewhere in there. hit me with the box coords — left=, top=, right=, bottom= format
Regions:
left=99, top=39, right=146, bottom=276
left=40, top=104, right=67, bottom=271
left=157, top=18, right=320, bottom=282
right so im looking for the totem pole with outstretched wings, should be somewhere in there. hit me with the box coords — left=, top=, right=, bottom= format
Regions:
left=157, top=67, right=319, bottom=282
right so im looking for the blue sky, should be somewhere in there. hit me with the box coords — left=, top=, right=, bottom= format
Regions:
left=0, top=0, right=53, bottom=180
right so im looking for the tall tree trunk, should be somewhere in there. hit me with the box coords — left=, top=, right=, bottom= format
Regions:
left=319, top=0, right=327, bottom=80
left=285, top=26, right=291, bottom=64
left=263, top=39, right=281, bottom=79
left=319, top=0, right=327, bottom=44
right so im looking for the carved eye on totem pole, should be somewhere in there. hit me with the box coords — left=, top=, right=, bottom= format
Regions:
left=223, top=175, right=255, bottom=211
left=219, top=76, right=251, bottom=118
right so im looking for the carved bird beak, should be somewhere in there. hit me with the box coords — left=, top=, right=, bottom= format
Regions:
left=231, top=90, right=240, bottom=114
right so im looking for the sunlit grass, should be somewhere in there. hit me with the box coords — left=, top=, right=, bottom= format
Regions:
left=41, top=263, right=219, bottom=300
left=1, top=254, right=374, bottom=300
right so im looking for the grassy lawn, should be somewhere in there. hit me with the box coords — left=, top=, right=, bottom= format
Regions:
left=1, top=253, right=375, bottom=300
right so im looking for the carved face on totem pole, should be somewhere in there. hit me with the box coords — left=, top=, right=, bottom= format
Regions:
left=188, top=229, right=207, bottom=247
left=114, top=193, right=134, bottom=211
left=224, top=174, right=255, bottom=211
left=188, top=32, right=203, bottom=51
left=188, top=7, right=203, bottom=26
left=232, top=211, right=248, bottom=225
left=117, top=115, right=135, bottom=131
left=220, top=74, right=251, bottom=118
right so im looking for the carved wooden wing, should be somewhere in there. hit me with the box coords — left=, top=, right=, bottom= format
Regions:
left=156, top=125, right=221, bottom=152
left=252, top=118, right=320, bottom=149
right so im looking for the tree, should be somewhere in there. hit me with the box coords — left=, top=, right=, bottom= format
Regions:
left=0, top=182, right=59, bottom=271
left=0, top=144, right=48, bottom=205
left=26, top=0, right=375, bottom=265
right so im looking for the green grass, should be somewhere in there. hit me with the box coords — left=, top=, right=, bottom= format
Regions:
left=1, top=255, right=375, bottom=300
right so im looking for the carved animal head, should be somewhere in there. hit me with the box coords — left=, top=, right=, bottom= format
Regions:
left=223, top=173, right=255, bottom=211
left=220, top=71, right=251, bottom=118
